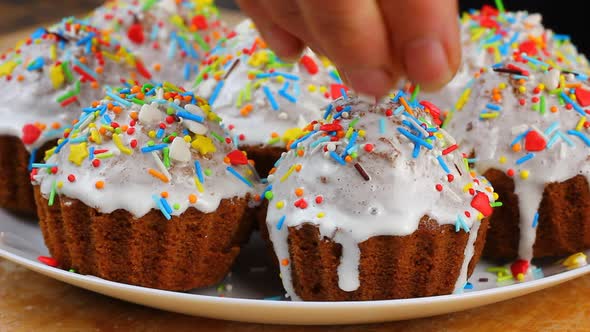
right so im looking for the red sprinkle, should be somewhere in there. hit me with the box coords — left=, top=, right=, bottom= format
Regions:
left=315, top=196, right=323, bottom=204
left=435, top=184, right=443, bottom=192
left=226, top=150, right=248, bottom=165
left=364, top=144, right=374, bottom=152
left=524, top=131, right=546, bottom=152
left=300, top=55, right=319, bottom=75
left=470, top=191, right=493, bottom=217
left=67, top=174, right=76, bottom=182
left=22, top=124, right=41, bottom=145
left=507, top=169, right=515, bottom=177
left=127, top=23, right=145, bottom=44
left=38, top=256, right=59, bottom=268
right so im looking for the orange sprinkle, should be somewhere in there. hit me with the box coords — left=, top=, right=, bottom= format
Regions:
left=131, top=86, right=141, bottom=93
left=107, top=103, right=114, bottom=110
left=297, top=150, right=304, bottom=157
left=550, top=106, right=558, bottom=113
left=95, top=66, right=104, bottom=74
left=79, top=57, right=86, bottom=64
left=51, top=122, right=61, bottom=129
left=399, top=97, right=414, bottom=116
left=91, top=81, right=99, bottom=89
left=240, top=104, right=253, bottom=117
left=281, top=259, right=289, bottom=266
left=183, top=95, right=192, bottom=102
left=295, top=188, right=304, bottom=197
left=92, top=101, right=100, bottom=107
left=153, top=63, right=161, bottom=72
left=129, top=111, right=138, bottom=120
left=161, top=192, right=169, bottom=198
left=247, top=73, right=256, bottom=80
left=98, top=127, right=107, bottom=135
left=223, top=156, right=230, bottom=164
left=270, top=132, right=279, bottom=138
left=269, top=168, right=277, bottom=175
left=512, top=143, right=521, bottom=152
left=135, top=93, right=145, bottom=100
left=95, top=181, right=105, bottom=189
left=345, top=155, right=353, bottom=163
left=254, top=194, right=261, bottom=202
left=189, top=194, right=197, bottom=204
left=295, top=164, right=302, bottom=172
left=17, top=75, right=24, bottom=81
left=148, top=169, right=169, bottom=183
left=121, top=125, right=129, bottom=131
left=112, top=106, right=122, bottom=114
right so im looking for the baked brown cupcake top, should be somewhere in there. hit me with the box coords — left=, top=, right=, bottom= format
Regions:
left=446, top=58, right=590, bottom=261
left=32, top=83, right=259, bottom=219
left=0, top=18, right=152, bottom=152
left=89, top=0, right=226, bottom=83
left=265, top=92, right=496, bottom=300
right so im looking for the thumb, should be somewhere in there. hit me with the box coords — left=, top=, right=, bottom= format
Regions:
left=379, top=0, right=461, bottom=91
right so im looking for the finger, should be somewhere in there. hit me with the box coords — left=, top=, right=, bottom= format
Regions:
left=258, top=0, right=323, bottom=55
left=296, top=0, right=396, bottom=97
left=379, top=0, right=461, bottom=91
left=236, top=0, right=304, bottom=60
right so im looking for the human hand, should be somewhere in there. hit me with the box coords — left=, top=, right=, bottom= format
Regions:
left=236, top=0, right=461, bottom=97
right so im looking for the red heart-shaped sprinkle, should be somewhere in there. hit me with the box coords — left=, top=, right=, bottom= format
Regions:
left=22, top=124, right=41, bottom=145
left=510, top=259, right=530, bottom=279
left=192, top=15, right=208, bottom=30
left=575, top=88, right=590, bottom=107
left=524, top=131, right=546, bottom=152
left=330, top=84, right=349, bottom=100
left=518, top=40, right=538, bottom=56
left=470, top=192, right=493, bottom=217
left=38, top=256, right=59, bottom=268
left=226, top=150, right=248, bottom=165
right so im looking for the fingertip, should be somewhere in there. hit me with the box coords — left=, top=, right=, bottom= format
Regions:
left=344, top=67, right=394, bottom=98
left=259, top=25, right=305, bottom=62
left=403, top=38, right=454, bottom=92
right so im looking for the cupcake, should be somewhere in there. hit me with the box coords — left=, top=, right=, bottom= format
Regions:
left=31, top=83, right=259, bottom=291
left=264, top=92, right=496, bottom=301
left=89, top=0, right=228, bottom=83
left=195, top=19, right=345, bottom=176
left=0, top=18, right=152, bottom=214
left=408, top=5, right=589, bottom=114
left=445, top=59, right=590, bottom=262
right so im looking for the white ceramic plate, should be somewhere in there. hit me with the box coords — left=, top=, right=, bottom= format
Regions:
left=1, top=209, right=589, bottom=325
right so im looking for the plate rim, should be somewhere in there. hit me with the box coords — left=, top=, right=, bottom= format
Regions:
left=1, top=244, right=589, bottom=309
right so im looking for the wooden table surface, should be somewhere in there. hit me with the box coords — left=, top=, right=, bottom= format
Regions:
left=1, top=5, right=590, bottom=332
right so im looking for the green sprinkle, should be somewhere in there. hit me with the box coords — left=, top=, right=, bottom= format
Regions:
left=245, top=81, right=252, bottom=101
left=163, top=147, right=170, bottom=168
left=193, top=32, right=210, bottom=51
left=95, top=152, right=114, bottom=159
left=132, top=98, right=146, bottom=105
left=236, top=89, right=245, bottom=108
left=210, top=131, right=224, bottom=142
left=267, top=137, right=281, bottom=145
left=142, top=0, right=158, bottom=11
left=204, top=168, right=212, bottom=176
left=494, top=0, right=505, bottom=13
left=62, top=61, right=74, bottom=82
left=147, top=140, right=155, bottom=146
left=497, top=274, right=513, bottom=282
left=410, top=84, right=420, bottom=102
left=56, top=89, right=76, bottom=103
left=349, top=117, right=360, bottom=128
left=264, top=191, right=274, bottom=200
left=48, top=181, right=57, bottom=206
left=173, top=203, right=180, bottom=210
left=490, top=201, right=504, bottom=207
left=540, top=95, right=546, bottom=115
left=166, top=107, right=175, bottom=115
left=68, top=269, right=76, bottom=273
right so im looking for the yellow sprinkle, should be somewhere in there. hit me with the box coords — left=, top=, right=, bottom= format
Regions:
left=493, top=192, right=500, bottom=200
left=57, top=181, right=64, bottom=189
left=191, top=135, right=217, bottom=155
left=49, top=65, right=64, bottom=89
left=148, top=130, right=156, bottom=138
left=183, top=135, right=192, bottom=143
left=319, top=86, right=328, bottom=94
left=280, top=165, right=297, bottom=182
left=538, top=83, right=545, bottom=91
left=308, top=85, right=317, bottom=92
left=455, top=88, right=471, bottom=111
left=498, top=83, right=507, bottom=89
left=50, top=44, right=57, bottom=61
left=576, top=117, right=587, bottom=131
left=520, top=170, right=530, bottom=180
left=463, top=183, right=473, bottom=192
left=0, top=61, right=18, bottom=77
left=282, top=127, right=303, bottom=144
left=68, top=143, right=88, bottom=166
left=113, top=133, right=133, bottom=155
left=275, top=76, right=285, bottom=83
left=194, top=177, right=204, bottom=193
left=480, top=113, right=499, bottom=119
left=499, top=156, right=507, bottom=164
left=518, top=86, right=526, bottom=93
left=317, top=212, right=325, bottom=218
left=276, top=201, right=285, bottom=209
left=358, top=130, right=366, bottom=137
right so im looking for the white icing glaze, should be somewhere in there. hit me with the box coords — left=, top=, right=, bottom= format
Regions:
left=0, top=19, right=150, bottom=151
left=446, top=61, right=590, bottom=261
left=194, top=19, right=343, bottom=149
left=418, top=8, right=589, bottom=112
left=33, top=85, right=258, bottom=218
left=266, top=93, right=495, bottom=300
left=89, top=0, right=227, bottom=83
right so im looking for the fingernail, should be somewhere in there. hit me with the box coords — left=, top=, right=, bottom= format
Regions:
left=345, top=68, right=393, bottom=98
left=403, top=38, right=453, bottom=91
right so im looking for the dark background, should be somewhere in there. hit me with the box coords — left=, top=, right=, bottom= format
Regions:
left=0, top=0, right=588, bottom=56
